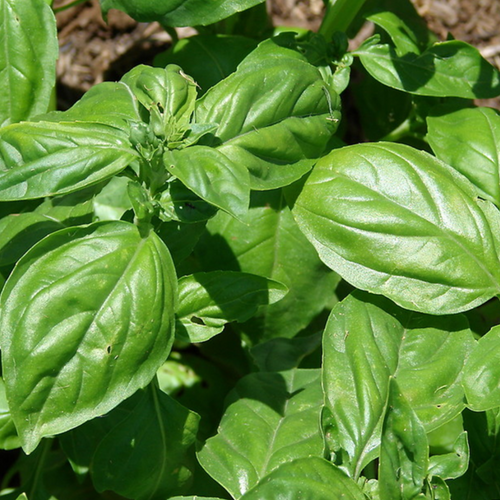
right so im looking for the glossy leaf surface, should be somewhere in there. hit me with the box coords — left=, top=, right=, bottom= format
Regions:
left=194, top=190, right=339, bottom=341
left=427, top=107, right=500, bottom=206
left=356, top=39, right=500, bottom=98
left=195, top=40, right=340, bottom=190
left=379, top=378, right=428, bottom=500
left=322, top=291, right=474, bottom=479
left=0, top=122, right=137, bottom=201
left=92, top=383, right=199, bottom=500
left=0, top=0, right=57, bottom=125
left=240, top=457, right=366, bottom=500
left=198, top=369, right=324, bottom=497
left=176, top=271, right=287, bottom=343
left=0, top=221, right=177, bottom=453
left=293, top=142, right=500, bottom=314
left=463, top=324, right=500, bottom=411
left=100, top=0, right=265, bottom=27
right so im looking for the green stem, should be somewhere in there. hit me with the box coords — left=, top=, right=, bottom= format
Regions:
left=53, top=0, right=88, bottom=13
left=318, top=0, right=369, bottom=40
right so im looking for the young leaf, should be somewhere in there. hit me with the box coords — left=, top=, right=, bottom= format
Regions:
left=322, top=291, right=474, bottom=479
left=239, top=457, right=366, bottom=500
left=428, top=431, right=469, bottom=480
left=91, top=383, right=200, bottom=500
left=175, top=271, right=287, bottom=343
left=427, top=106, right=500, bottom=207
left=164, top=146, right=250, bottom=220
left=379, top=378, right=428, bottom=500
left=0, top=122, right=137, bottom=201
left=194, top=190, right=340, bottom=342
left=463, top=324, right=500, bottom=411
left=100, top=0, right=265, bottom=27
left=0, top=0, right=57, bottom=125
left=292, top=142, right=500, bottom=315
left=356, top=39, right=500, bottom=98
left=0, top=221, right=177, bottom=453
left=198, top=369, right=324, bottom=498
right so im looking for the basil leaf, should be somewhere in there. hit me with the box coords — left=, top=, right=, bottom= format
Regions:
left=0, top=122, right=137, bottom=201
left=292, top=142, right=500, bottom=314
left=379, top=378, right=428, bottom=500
left=0, top=377, right=20, bottom=450
left=100, top=0, right=265, bottom=27
left=91, top=383, right=199, bottom=500
left=198, top=369, right=324, bottom=498
left=194, top=190, right=340, bottom=342
left=463, top=324, right=500, bottom=411
left=322, top=291, right=474, bottom=479
left=240, top=457, right=366, bottom=500
left=428, top=431, right=469, bottom=480
left=164, top=146, right=250, bottom=219
left=0, top=0, right=57, bottom=125
left=356, top=39, right=500, bottom=98
left=176, top=271, right=287, bottom=343
left=427, top=107, right=500, bottom=207
left=0, top=221, right=177, bottom=453
left=195, top=47, right=340, bottom=190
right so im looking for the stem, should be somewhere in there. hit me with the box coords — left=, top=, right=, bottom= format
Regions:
left=318, top=0, right=369, bottom=40
left=53, top=0, right=88, bottom=13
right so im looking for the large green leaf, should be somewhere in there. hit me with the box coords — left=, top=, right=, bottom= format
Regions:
left=193, top=190, right=340, bottom=342
left=0, top=0, right=58, bottom=125
left=240, top=457, right=366, bottom=500
left=100, top=0, right=265, bottom=27
left=176, top=271, right=287, bottom=343
left=0, top=221, right=177, bottom=453
left=427, top=107, right=500, bottom=207
left=463, top=324, right=500, bottom=411
left=292, top=142, right=500, bottom=314
left=356, top=38, right=500, bottom=98
left=379, top=378, right=428, bottom=500
left=322, top=291, right=474, bottom=479
left=195, top=41, right=340, bottom=190
left=92, top=383, right=199, bottom=500
left=198, top=369, right=324, bottom=498
left=0, top=122, right=137, bottom=201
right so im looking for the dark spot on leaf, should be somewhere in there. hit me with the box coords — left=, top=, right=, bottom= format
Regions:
left=190, top=316, right=205, bottom=325
left=106, top=345, right=112, bottom=354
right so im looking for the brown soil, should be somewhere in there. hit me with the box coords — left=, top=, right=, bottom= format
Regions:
left=54, top=0, right=500, bottom=107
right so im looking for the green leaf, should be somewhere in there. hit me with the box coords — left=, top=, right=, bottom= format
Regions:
left=428, top=431, right=469, bottom=480
left=194, top=190, right=340, bottom=342
left=0, top=122, right=137, bottom=201
left=379, top=378, right=428, bottom=500
left=176, top=271, right=288, bottom=343
left=156, top=220, right=206, bottom=266
left=0, top=213, right=64, bottom=266
left=91, top=383, right=199, bottom=500
left=322, top=291, right=474, bottom=479
left=0, top=221, right=177, bottom=453
left=37, top=81, right=141, bottom=132
left=198, top=369, right=324, bottom=498
left=0, top=0, right=58, bottom=125
left=93, top=176, right=132, bottom=221
left=0, top=377, right=20, bottom=450
left=427, top=106, right=500, bottom=207
left=356, top=39, right=500, bottom=98
left=240, top=457, right=366, bottom=500
left=164, top=146, right=250, bottom=220
left=463, top=324, right=500, bottom=411
left=292, top=142, right=500, bottom=315
left=251, top=332, right=322, bottom=372
left=195, top=43, right=340, bottom=190
left=100, top=0, right=265, bottom=27
left=154, top=35, right=259, bottom=94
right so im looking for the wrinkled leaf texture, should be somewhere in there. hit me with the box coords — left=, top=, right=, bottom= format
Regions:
left=0, top=221, right=177, bottom=453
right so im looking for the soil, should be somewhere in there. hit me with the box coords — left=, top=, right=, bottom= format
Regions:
left=54, top=0, right=500, bottom=108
